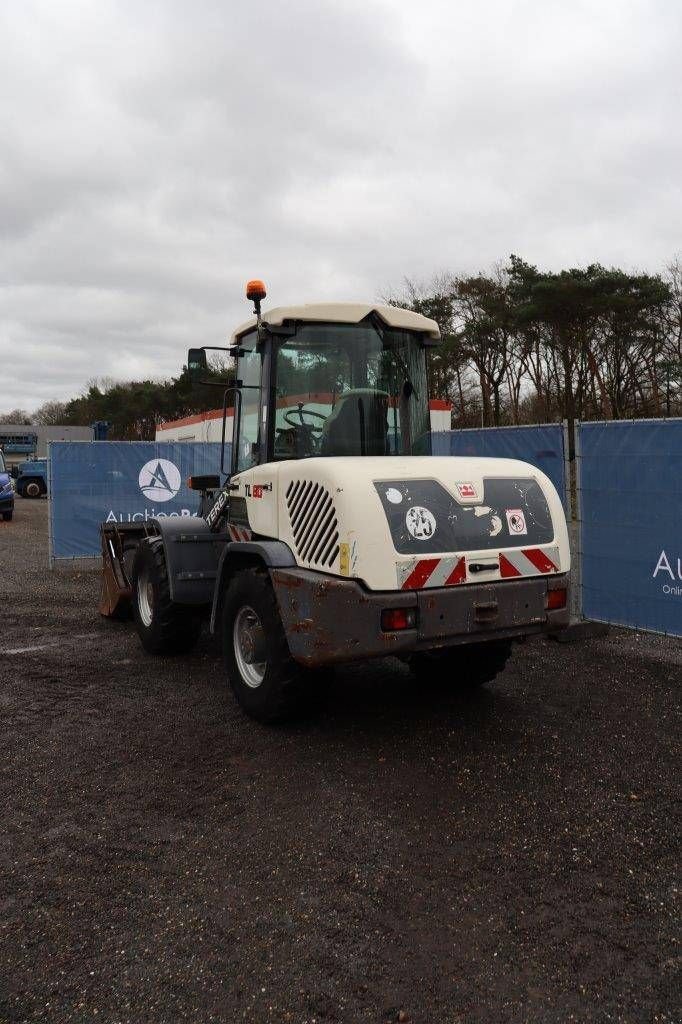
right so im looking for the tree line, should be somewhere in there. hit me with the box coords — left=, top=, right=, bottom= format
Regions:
left=387, top=254, right=682, bottom=430
left=0, top=360, right=235, bottom=440
left=2, top=254, right=681, bottom=438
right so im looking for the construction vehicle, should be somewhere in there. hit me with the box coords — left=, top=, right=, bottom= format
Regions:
left=100, top=281, right=570, bottom=721
left=14, top=458, right=48, bottom=498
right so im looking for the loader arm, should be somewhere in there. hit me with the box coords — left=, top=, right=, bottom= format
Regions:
left=99, top=521, right=159, bottom=618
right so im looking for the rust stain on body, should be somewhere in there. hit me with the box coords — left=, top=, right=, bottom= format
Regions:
left=290, top=618, right=314, bottom=634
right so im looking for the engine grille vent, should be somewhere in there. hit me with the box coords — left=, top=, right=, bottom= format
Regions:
left=285, top=480, right=339, bottom=569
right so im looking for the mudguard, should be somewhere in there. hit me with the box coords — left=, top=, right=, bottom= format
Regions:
left=209, top=540, right=296, bottom=632
left=155, top=517, right=226, bottom=606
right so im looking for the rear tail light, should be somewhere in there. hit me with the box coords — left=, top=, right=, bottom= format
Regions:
left=546, top=587, right=567, bottom=611
left=381, top=607, right=417, bottom=631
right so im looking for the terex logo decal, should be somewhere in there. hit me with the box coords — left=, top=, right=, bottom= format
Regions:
left=138, top=459, right=181, bottom=502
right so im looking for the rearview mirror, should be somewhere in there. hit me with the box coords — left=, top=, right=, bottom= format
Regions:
left=187, top=348, right=207, bottom=381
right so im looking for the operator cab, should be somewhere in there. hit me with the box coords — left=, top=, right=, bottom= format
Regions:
left=189, top=286, right=441, bottom=477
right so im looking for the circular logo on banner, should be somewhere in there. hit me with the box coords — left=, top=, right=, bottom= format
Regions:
left=405, top=505, right=436, bottom=540
left=139, top=459, right=182, bottom=502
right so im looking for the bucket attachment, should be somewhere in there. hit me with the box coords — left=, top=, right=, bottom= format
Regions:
left=98, top=522, right=156, bottom=618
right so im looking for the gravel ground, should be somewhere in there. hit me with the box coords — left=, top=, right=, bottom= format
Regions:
left=0, top=500, right=679, bottom=1024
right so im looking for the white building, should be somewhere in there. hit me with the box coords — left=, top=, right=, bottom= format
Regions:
left=0, top=423, right=97, bottom=468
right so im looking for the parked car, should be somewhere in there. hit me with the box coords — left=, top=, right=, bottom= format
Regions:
left=0, top=449, right=14, bottom=520
left=15, top=458, right=48, bottom=498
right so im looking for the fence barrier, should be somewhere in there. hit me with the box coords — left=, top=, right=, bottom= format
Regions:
left=577, top=419, right=682, bottom=637
left=49, top=431, right=568, bottom=559
left=48, top=424, right=682, bottom=640
left=49, top=441, right=226, bottom=561
left=432, top=424, right=568, bottom=511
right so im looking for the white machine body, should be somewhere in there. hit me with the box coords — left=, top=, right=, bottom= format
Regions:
left=230, top=456, right=570, bottom=592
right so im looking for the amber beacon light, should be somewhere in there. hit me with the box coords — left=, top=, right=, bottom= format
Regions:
left=246, top=279, right=267, bottom=302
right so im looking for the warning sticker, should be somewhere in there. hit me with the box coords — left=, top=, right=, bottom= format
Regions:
left=405, top=506, right=437, bottom=541
left=245, top=482, right=272, bottom=498
left=506, top=509, right=528, bottom=536
left=456, top=482, right=478, bottom=499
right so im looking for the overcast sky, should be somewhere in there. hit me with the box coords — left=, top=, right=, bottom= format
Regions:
left=1, top=0, right=680, bottom=413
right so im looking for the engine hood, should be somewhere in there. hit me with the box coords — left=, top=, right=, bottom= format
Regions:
left=267, top=456, right=570, bottom=592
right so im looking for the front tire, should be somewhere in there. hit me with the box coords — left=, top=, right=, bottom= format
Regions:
left=23, top=480, right=43, bottom=498
left=131, top=537, right=202, bottom=655
left=409, top=639, right=513, bottom=688
left=221, top=567, right=312, bottom=723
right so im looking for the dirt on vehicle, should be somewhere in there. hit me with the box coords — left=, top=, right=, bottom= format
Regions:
left=0, top=500, right=679, bottom=1023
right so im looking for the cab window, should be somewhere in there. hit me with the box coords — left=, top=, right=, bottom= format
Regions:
left=235, top=332, right=262, bottom=473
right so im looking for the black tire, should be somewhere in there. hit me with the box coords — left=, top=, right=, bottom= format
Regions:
left=409, top=638, right=513, bottom=688
left=121, top=540, right=139, bottom=586
left=23, top=479, right=43, bottom=499
left=2, top=511, right=12, bottom=521
left=131, top=537, right=202, bottom=655
left=221, top=567, right=314, bottom=723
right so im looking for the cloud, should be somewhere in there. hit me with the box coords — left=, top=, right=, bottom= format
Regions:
left=1, top=0, right=680, bottom=410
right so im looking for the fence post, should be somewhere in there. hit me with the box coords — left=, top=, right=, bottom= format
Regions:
left=573, top=422, right=583, bottom=621
left=47, top=441, right=54, bottom=569
left=562, top=419, right=571, bottom=519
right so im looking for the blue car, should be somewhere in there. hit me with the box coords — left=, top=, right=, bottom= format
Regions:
left=0, top=449, right=14, bottom=521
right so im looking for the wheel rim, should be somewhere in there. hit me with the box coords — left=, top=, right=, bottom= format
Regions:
left=137, top=564, right=154, bottom=627
left=26, top=483, right=40, bottom=497
left=233, top=605, right=266, bottom=688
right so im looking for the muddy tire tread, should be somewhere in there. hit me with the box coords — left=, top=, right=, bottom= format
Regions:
left=222, top=567, right=310, bottom=723
left=132, top=537, right=201, bottom=655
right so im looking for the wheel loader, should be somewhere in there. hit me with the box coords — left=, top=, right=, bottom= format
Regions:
left=100, top=281, right=570, bottom=721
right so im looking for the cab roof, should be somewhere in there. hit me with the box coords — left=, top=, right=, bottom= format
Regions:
left=230, top=302, right=440, bottom=344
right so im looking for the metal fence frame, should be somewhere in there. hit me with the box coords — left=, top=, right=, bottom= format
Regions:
left=47, top=446, right=55, bottom=569
left=573, top=422, right=583, bottom=621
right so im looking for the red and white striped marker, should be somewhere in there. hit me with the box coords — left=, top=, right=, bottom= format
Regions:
left=397, top=545, right=560, bottom=590
left=226, top=523, right=252, bottom=542
left=499, top=546, right=559, bottom=578
left=398, top=556, right=467, bottom=590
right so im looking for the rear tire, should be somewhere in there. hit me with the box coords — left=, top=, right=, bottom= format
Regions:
left=221, top=567, right=314, bottom=723
left=409, top=639, right=512, bottom=688
left=131, top=537, right=202, bottom=655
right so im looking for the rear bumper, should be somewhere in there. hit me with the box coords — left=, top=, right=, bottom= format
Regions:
left=270, top=568, right=570, bottom=668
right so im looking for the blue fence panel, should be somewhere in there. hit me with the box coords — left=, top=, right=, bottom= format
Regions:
left=432, top=424, right=567, bottom=508
left=578, top=420, right=682, bottom=636
left=49, top=441, right=228, bottom=560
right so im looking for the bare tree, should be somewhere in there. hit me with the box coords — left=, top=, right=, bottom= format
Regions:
left=32, top=400, right=68, bottom=425
left=0, top=409, right=32, bottom=424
